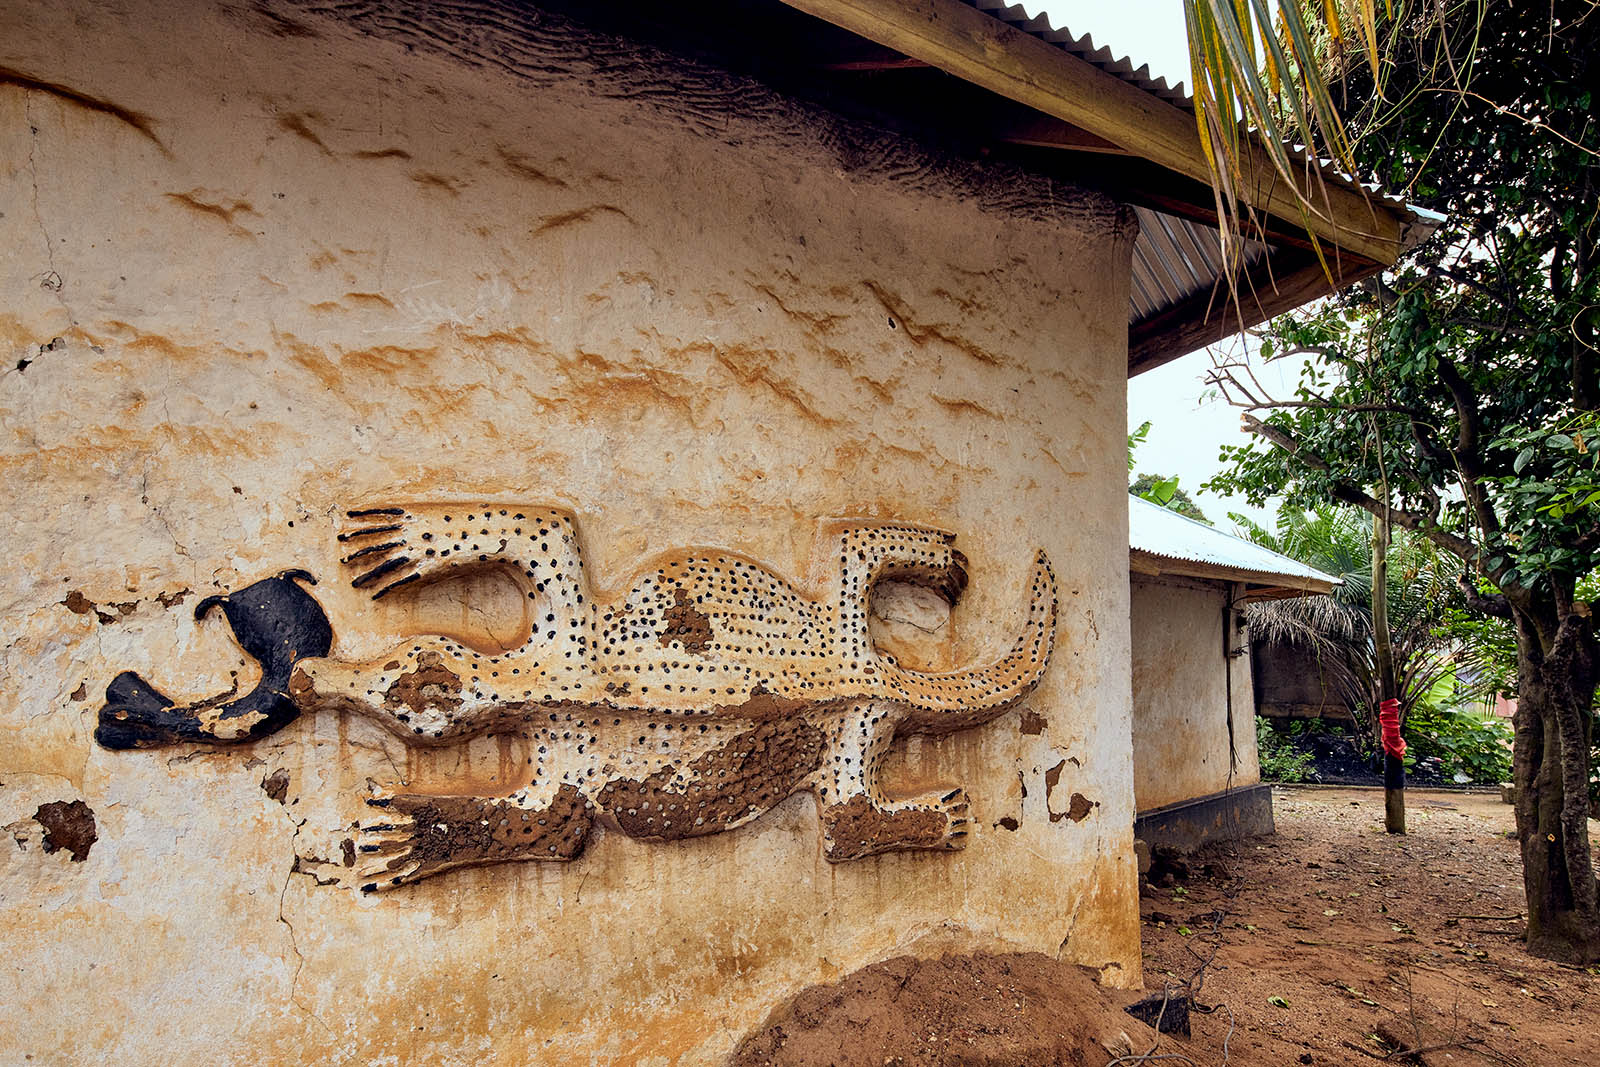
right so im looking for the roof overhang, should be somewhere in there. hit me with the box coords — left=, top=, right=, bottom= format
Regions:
left=1128, top=496, right=1340, bottom=597
left=776, top=0, right=1437, bottom=374
left=1130, top=548, right=1339, bottom=599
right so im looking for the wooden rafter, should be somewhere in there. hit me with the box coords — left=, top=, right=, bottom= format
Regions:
left=778, top=0, right=1410, bottom=266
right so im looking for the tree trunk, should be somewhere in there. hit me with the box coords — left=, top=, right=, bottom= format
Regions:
left=1372, top=510, right=1404, bottom=833
left=1512, top=607, right=1600, bottom=963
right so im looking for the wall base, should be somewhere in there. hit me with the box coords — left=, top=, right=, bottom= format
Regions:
left=1133, top=783, right=1274, bottom=854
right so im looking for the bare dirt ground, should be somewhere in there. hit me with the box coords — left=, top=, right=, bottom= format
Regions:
left=1139, top=786, right=1600, bottom=1066
left=733, top=786, right=1599, bottom=1066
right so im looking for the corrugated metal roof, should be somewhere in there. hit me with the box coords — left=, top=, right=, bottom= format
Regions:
left=1128, top=206, right=1268, bottom=323
left=1129, top=495, right=1339, bottom=591
left=969, top=0, right=1422, bottom=215
left=960, top=2, right=1326, bottom=328
left=971, top=0, right=1197, bottom=109
left=966, top=2, right=1444, bottom=331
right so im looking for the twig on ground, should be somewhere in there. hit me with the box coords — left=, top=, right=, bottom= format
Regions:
left=1381, top=1036, right=1487, bottom=1060
left=1342, top=1038, right=1388, bottom=1060
left=1335, top=1035, right=1487, bottom=1061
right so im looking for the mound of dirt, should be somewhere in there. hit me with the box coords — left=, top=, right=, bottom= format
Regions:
left=728, top=951, right=1163, bottom=1067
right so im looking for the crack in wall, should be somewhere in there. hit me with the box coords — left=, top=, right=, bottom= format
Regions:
left=276, top=861, right=332, bottom=1033
left=23, top=95, right=72, bottom=321
left=871, top=605, right=948, bottom=635
left=268, top=786, right=334, bottom=1035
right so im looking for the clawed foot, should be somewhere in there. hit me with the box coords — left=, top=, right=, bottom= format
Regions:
left=936, top=787, right=972, bottom=849
left=820, top=786, right=971, bottom=862
left=297, top=784, right=595, bottom=891
left=294, top=787, right=460, bottom=890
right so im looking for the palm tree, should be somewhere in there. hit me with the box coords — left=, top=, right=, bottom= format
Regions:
left=1235, top=504, right=1460, bottom=757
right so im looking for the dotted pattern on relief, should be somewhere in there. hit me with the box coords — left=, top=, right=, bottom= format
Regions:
left=313, top=503, right=1058, bottom=743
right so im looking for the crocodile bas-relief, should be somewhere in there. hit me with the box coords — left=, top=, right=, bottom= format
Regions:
left=93, top=504, right=1058, bottom=889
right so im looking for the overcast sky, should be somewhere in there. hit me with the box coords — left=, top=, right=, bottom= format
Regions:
left=1027, top=1, right=1288, bottom=530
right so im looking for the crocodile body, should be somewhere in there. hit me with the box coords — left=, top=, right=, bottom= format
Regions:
left=96, top=503, right=1057, bottom=888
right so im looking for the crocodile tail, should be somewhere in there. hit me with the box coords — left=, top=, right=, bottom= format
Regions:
left=886, top=550, right=1057, bottom=731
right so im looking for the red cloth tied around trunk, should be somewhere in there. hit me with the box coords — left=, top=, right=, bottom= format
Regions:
left=1378, top=698, right=1406, bottom=759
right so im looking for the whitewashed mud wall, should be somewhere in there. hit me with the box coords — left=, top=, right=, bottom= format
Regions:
left=0, top=1, right=1139, bottom=1062
left=1129, top=575, right=1260, bottom=811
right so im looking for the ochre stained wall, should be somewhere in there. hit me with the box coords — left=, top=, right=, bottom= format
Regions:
left=0, top=1, right=1139, bottom=1062
left=1129, top=575, right=1260, bottom=812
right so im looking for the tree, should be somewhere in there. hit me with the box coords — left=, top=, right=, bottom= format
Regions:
left=1451, top=573, right=1600, bottom=815
left=1202, top=2, right=1600, bottom=961
left=1128, top=419, right=1211, bottom=521
left=1236, top=504, right=1459, bottom=764
left=1130, top=473, right=1210, bottom=523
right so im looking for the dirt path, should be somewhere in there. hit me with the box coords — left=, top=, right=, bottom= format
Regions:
left=1139, top=786, right=1600, bottom=1066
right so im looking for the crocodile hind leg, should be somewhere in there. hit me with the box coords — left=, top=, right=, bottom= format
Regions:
left=300, top=720, right=605, bottom=889
left=814, top=703, right=971, bottom=862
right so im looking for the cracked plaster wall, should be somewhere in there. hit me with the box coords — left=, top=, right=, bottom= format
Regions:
left=0, top=0, right=1140, bottom=1062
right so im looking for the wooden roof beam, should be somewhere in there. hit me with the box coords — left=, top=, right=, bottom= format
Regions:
left=1126, top=248, right=1384, bottom=376
left=996, top=115, right=1129, bottom=155
left=778, top=0, right=1409, bottom=266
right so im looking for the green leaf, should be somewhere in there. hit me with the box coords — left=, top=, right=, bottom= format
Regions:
left=1514, top=447, right=1535, bottom=474
left=1268, top=995, right=1290, bottom=1009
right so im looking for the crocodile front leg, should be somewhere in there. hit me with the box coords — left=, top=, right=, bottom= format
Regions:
left=306, top=784, right=598, bottom=891
left=814, top=702, right=970, bottom=862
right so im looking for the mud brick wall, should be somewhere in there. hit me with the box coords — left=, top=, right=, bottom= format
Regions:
left=0, top=1, right=1139, bottom=1061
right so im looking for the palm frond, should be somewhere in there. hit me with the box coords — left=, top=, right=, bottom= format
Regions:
left=1183, top=1, right=1394, bottom=281
left=1245, top=501, right=1465, bottom=740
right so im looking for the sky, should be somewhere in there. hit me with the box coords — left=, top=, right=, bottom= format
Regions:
left=1029, top=1, right=1289, bottom=531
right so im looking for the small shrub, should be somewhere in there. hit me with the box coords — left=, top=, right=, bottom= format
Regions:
left=1256, top=717, right=1317, bottom=782
left=1404, top=705, right=1512, bottom=784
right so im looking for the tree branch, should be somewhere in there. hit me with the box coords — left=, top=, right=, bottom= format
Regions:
left=1442, top=315, right=1537, bottom=338
left=1425, top=265, right=1512, bottom=306
left=1458, top=575, right=1513, bottom=618
left=1239, top=414, right=1475, bottom=557
left=1433, top=354, right=1510, bottom=547
left=1238, top=413, right=1540, bottom=618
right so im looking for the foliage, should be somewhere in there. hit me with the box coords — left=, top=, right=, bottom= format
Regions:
left=1400, top=669, right=1512, bottom=784
left=1442, top=587, right=1520, bottom=707
left=1198, top=0, right=1600, bottom=959
left=1255, top=716, right=1317, bottom=783
left=1404, top=703, right=1512, bottom=785
left=1445, top=573, right=1600, bottom=802
left=1127, top=420, right=1151, bottom=471
left=1183, top=0, right=1384, bottom=276
left=1204, top=2, right=1600, bottom=604
left=1130, top=473, right=1210, bottom=523
left=1129, top=419, right=1211, bottom=521
left=1235, top=503, right=1461, bottom=752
